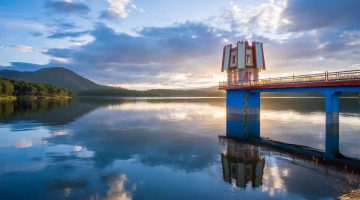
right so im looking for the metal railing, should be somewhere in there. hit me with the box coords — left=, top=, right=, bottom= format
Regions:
left=219, top=69, right=360, bottom=88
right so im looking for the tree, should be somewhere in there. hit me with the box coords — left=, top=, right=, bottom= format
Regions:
left=2, top=80, right=14, bottom=96
left=36, top=84, right=48, bottom=96
left=0, top=81, right=3, bottom=95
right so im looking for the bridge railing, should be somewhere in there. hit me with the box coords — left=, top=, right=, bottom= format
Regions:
left=219, top=69, right=360, bottom=88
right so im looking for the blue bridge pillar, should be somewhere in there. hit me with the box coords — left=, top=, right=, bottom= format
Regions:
left=226, top=91, right=261, bottom=139
left=226, top=90, right=246, bottom=115
left=324, top=91, right=341, bottom=157
left=226, top=91, right=261, bottom=115
left=247, top=92, right=260, bottom=116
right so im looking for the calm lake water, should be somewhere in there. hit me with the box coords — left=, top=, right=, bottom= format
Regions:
left=0, top=97, right=359, bottom=200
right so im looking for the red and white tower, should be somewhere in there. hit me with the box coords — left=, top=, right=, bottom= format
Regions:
left=221, top=41, right=265, bottom=84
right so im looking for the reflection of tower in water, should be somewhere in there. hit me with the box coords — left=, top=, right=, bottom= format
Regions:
left=221, top=140, right=265, bottom=188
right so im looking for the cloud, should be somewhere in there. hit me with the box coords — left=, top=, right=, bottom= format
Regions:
left=3, top=0, right=360, bottom=89
left=44, top=0, right=91, bottom=15
left=101, top=0, right=132, bottom=19
left=214, top=0, right=290, bottom=41
left=29, top=31, right=43, bottom=37
left=44, top=22, right=228, bottom=87
left=282, top=0, right=360, bottom=32
left=0, top=45, right=34, bottom=52
left=13, top=45, right=34, bottom=52
left=47, top=30, right=89, bottom=39
left=210, top=0, right=360, bottom=77
left=130, top=3, right=144, bottom=13
left=48, top=21, right=78, bottom=30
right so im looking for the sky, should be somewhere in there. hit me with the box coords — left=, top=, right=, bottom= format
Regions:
left=0, top=0, right=359, bottom=90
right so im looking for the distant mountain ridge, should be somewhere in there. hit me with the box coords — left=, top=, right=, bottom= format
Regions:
left=1, top=67, right=354, bottom=97
left=0, top=67, right=102, bottom=92
left=0, top=67, right=225, bottom=96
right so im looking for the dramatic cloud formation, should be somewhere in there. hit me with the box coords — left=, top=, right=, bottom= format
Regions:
left=44, top=22, right=228, bottom=87
left=0, top=0, right=359, bottom=89
left=283, top=0, right=360, bottom=31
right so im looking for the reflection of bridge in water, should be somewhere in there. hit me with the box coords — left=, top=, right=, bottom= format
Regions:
left=221, top=114, right=360, bottom=173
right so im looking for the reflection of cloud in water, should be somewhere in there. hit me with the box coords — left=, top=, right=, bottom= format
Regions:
left=15, top=139, right=33, bottom=148
left=74, top=145, right=83, bottom=152
left=0, top=126, right=49, bottom=148
left=47, top=144, right=94, bottom=158
left=53, top=130, right=71, bottom=137
left=90, top=174, right=133, bottom=200
left=262, top=157, right=286, bottom=197
left=105, top=175, right=132, bottom=200
left=262, top=110, right=360, bottom=127
left=107, top=102, right=225, bottom=121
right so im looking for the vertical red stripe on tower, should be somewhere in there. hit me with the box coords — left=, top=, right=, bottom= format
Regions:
left=252, top=42, right=257, bottom=69
left=221, top=46, right=225, bottom=72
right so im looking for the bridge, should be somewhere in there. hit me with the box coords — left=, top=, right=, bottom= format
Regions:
left=219, top=69, right=360, bottom=90
left=219, top=69, right=360, bottom=117
left=219, top=41, right=360, bottom=165
left=219, top=69, right=360, bottom=160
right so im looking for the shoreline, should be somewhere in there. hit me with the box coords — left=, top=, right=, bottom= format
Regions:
left=0, top=95, right=71, bottom=101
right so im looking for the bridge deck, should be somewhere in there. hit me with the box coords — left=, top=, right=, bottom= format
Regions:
left=219, top=69, right=360, bottom=90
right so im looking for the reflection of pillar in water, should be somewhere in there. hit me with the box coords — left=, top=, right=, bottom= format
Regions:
left=221, top=141, right=265, bottom=188
left=247, top=114, right=260, bottom=139
left=226, top=114, right=247, bottom=139
left=326, top=123, right=340, bottom=157
left=226, top=112, right=260, bottom=139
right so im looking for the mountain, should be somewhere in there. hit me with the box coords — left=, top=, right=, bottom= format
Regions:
left=0, top=67, right=225, bottom=97
left=0, top=67, right=102, bottom=92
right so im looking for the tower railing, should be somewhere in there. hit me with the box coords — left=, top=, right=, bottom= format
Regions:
left=219, top=69, right=360, bottom=89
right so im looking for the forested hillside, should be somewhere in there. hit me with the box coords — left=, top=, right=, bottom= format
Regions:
left=0, top=67, right=102, bottom=92
left=0, top=78, right=72, bottom=97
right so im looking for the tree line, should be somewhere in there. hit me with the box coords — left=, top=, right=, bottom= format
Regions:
left=0, top=78, right=72, bottom=97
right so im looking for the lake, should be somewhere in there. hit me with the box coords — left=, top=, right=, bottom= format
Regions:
left=0, top=97, right=359, bottom=200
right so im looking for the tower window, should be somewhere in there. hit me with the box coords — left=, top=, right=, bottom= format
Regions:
left=232, top=55, right=236, bottom=64
left=247, top=55, right=251, bottom=64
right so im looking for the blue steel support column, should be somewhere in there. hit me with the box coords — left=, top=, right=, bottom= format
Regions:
left=247, top=92, right=261, bottom=138
left=226, top=90, right=246, bottom=139
left=226, top=90, right=246, bottom=115
left=247, top=92, right=260, bottom=115
left=226, top=90, right=261, bottom=139
left=324, top=91, right=341, bottom=157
